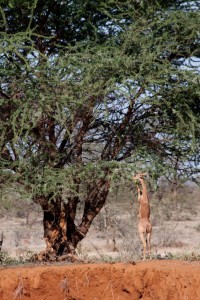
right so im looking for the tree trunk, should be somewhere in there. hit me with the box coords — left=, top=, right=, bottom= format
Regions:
left=76, top=180, right=110, bottom=239
left=33, top=180, right=110, bottom=261
left=32, top=195, right=74, bottom=261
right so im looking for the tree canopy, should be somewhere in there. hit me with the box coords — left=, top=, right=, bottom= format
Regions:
left=0, top=0, right=200, bottom=257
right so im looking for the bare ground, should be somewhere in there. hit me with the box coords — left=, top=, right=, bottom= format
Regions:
left=0, top=183, right=200, bottom=299
left=1, top=261, right=200, bottom=300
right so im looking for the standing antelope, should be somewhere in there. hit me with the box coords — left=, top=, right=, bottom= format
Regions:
left=133, top=173, right=152, bottom=260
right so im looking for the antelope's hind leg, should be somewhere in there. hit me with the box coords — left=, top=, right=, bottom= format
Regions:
left=147, top=231, right=152, bottom=260
left=139, top=230, right=147, bottom=260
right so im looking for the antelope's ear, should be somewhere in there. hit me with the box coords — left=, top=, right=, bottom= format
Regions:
left=137, top=172, right=148, bottom=179
left=141, top=172, right=148, bottom=177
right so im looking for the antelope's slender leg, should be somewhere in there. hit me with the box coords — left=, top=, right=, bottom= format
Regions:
left=139, top=230, right=147, bottom=260
left=147, top=231, right=152, bottom=259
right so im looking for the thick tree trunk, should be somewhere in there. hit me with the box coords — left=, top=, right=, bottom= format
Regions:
left=33, top=180, right=110, bottom=261
left=76, top=180, right=110, bottom=239
left=32, top=195, right=76, bottom=261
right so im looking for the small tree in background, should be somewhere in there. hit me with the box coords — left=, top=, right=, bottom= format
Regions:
left=0, top=0, right=200, bottom=260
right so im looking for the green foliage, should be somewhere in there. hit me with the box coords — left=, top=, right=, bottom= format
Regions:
left=0, top=0, right=200, bottom=201
left=153, top=252, right=200, bottom=261
left=0, top=250, right=33, bottom=266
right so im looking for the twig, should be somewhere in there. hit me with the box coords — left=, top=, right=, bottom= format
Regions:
left=13, top=273, right=24, bottom=300
left=88, top=240, right=104, bottom=260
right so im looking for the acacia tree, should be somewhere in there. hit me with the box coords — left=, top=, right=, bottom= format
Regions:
left=0, top=0, right=200, bottom=260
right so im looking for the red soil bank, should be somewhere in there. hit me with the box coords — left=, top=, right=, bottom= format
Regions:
left=0, top=260, right=200, bottom=300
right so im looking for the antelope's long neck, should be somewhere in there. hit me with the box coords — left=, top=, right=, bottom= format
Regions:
left=139, top=178, right=149, bottom=203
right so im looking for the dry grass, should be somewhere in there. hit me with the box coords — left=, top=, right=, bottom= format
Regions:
left=194, top=224, right=200, bottom=232
left=13, top=274, right=24, bottom=300
left=89, top=182, right=200, bottom=260
left=0, top=181, right=200, bottom=263
left=60, top=277, right=69, bottom=300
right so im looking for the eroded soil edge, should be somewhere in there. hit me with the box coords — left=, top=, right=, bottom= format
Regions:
left=0, top=260, right=200, bottom=300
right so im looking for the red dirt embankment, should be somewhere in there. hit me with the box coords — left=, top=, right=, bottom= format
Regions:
left=0, top=260, right=200, bottom=300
